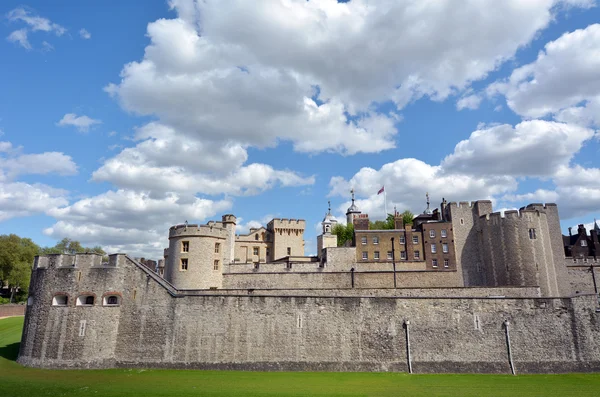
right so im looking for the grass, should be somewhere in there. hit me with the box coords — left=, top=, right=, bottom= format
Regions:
left=2, top=317, right=600, bottom=397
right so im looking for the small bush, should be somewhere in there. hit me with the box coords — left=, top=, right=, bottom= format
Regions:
left=0, top=297, right=10, bottom=305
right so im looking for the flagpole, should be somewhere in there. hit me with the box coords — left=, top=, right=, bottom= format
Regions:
left=384, top=189, right=387, bottom=220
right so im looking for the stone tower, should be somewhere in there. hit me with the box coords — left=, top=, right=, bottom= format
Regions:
left=346, top=189, right=361, bottom=225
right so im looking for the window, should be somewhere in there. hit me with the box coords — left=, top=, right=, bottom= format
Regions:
left=266, top=248, right=270, bottom=258
left=76, top=295, right=94, bottom=306
left=362, top=251, right=368, bottom=260
left=414, top=250, right=420, bottom=260
left=442, top=243, right=449, bottom=253
left=374, top=251, right=380, bottom=260
left=387, top=251, right=393, bottom=260
left=182, top=241, right=189, bottom=253
left=52, top=295, right=68, bottom=306
left=287, top=247, right=291, bottom=255
left=412, top=235, right=418, bottom=244
left=441, top=229, right=447, bottom=238
left=581, top=240, right=588, bottom=247
left=432, top=259, right=438, bottom=268
left=529, top=228, right=536, bottom=239
left=104, top=295, right=120, bottom=306
left=253, top=247, right=259, bottom=256
left=213, top=260, right=219, bottom=270
left=180, top=258, right=188, bottom=271
left=373, top=237, right=379, bottom=245
left=444, top=259, right=449, bottom=268
left=361, top=236, right=367, bottom=245
left=399, top=235, right=405, bottom=244
left=400, top=251, right=407, bottom=260
left=215, top=243, right=220, bottom=253
left=431, top=244, right=437, bottom=253
left=429, top=230, right=435, bottom=238
left=255, top=234, right=259, bottom=241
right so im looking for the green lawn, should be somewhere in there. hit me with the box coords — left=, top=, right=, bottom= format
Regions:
left=2, top=317, right=600, bottom=397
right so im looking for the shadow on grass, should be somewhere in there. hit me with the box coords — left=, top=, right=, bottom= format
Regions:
left=0, top=342, right=20, bottom=362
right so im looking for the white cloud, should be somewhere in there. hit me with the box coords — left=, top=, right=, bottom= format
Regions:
left=456, top=94, right=482, bottom=111
left=105, top=0, right=589, bottom=155
left=329, top=158, right=517, bottom=221
left=57, top=113, right=102, bottom=132
left=0, top=140, right=77, bottom=180
left=45, top=190, right=232, bottom=257
left=92, top=122, right=314, bottom=195
left=488, top=23, right=600, bottom=127
left=442, top=120, right=594, bottom=177
left=79, top=28, right=91, bottom=39
left=0, top=182, right=69, bottom=222
left=7, top=29, right=31, bottom=50
left=7, top=8, right=66, bottom=36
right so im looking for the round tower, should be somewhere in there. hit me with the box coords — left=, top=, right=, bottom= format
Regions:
left=346, top=189, right=361, bottom=225
left=165, top=222, right=228, bottom=289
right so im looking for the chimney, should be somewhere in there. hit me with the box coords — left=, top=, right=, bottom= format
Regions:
left=578, top=224, right=587, bottom=236
left=568, top=227, right=572, bottom=237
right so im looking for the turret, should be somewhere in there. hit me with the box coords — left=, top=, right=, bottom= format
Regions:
left=346, top=188, right=361, bottom=225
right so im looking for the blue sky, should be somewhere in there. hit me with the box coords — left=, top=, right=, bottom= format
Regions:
left=1, top=0, right=599, bottom=258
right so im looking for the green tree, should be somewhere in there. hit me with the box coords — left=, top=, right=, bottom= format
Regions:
left=402, top=210, right=414, bottom=225
left=369, top=214, right=395, bottom=230
left=0, top=234, right=41, bottom=303
left=332, top=223, right=354, bottom=247
left=42, top=238, right=106, bottom=255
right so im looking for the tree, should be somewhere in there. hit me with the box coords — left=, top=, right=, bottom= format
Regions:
left=332, top=223, right=354, bottom=247
left=0, top=234, right=41, bottom=303
left=402, top=210, right=414, bottom=225
left=42, top=238, right=106, bottom=255
left=369, top=214, right=395, bottom=230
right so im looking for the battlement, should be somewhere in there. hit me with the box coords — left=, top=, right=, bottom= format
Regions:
left=169, top=223, right=228, bottom=239
left=33, top=253, right=111, bottom=270
left=267, top=218, right=306, bottom=230
left=447, top=200, right=492, bottom=209
left=566, top=258, right=600, bottom=265
left=523, top=203, right=558, bottom=210
left=481, top=209, right=543, bottom=223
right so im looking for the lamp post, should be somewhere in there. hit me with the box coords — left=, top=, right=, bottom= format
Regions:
left=391, top=237, right=397, bottom=288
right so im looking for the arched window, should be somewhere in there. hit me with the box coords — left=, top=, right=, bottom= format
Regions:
left=103, top=294, right=121, bottom=306
left=76, top=295, right=95, bottom=306
left=52, top=295, right=68, bottom=306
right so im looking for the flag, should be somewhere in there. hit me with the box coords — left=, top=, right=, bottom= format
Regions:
left=377, top=186, right=385, bottom=195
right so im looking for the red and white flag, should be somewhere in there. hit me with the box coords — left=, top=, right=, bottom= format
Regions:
left=377, top=186, right=385, bottom=195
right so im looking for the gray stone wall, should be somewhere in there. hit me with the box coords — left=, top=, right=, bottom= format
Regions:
left=18, top=253, right=600, bottom=373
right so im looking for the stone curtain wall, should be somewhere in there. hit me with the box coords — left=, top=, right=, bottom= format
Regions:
left=222, top=271, right=463, bottom=289
left=18, top=254, right=600, bottom=373
left=0, top=304, right=26, bottom=317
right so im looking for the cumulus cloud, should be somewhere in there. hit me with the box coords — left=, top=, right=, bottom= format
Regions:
left=488, top=23, right=600, bottom=127
left=0, top=140, right=77, bottom=181
left=456, top=94, right=482, bottom=111
left=57, top=113, right=102, bottom=132
left=442, top=120, right=594, bottom=177
left=45, top=190, right=232, bottom=257
left=105, top=0, right=588, bottom=155
left=329, top=118, right=598, bottom=222
left=0, top=182, right=69, bottom=222
left=79, top=28, right=91, bottom=39
left=92, top=122, right=314, bottom=195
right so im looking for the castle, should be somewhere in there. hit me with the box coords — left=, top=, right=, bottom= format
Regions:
left=17, top=196, right=600, bottom=373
